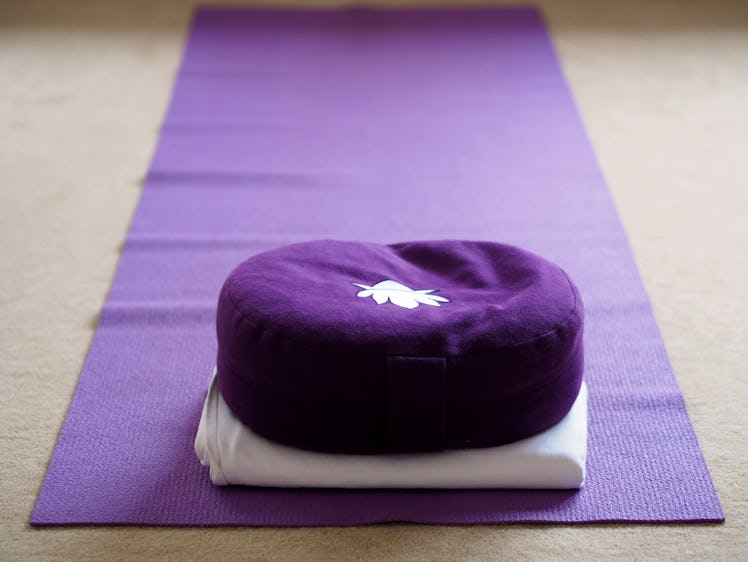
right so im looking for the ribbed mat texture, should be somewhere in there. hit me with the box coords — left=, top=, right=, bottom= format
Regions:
left=32, top=6, right=723, bottom=525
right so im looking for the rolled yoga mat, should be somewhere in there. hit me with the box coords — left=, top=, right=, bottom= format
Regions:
left=32, top=6, right=724, bottom=525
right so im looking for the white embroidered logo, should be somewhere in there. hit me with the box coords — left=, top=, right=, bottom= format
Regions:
left=352, top=280, right=449, bottom=309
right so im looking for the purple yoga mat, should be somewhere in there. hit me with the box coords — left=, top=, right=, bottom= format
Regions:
left=32, top=6, right=723, bottom=525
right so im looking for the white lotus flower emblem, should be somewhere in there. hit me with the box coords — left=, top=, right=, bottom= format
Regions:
left=352, top=280, right=449, bottom=309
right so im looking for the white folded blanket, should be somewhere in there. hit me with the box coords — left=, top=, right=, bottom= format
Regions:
left=195, top=370, right=588, bottom=489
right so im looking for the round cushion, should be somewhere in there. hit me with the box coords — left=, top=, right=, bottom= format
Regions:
left=216, top=239, right=584, bottom=455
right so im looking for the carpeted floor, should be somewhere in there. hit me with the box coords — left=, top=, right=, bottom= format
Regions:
left=1, top=0, right=745, bottom=559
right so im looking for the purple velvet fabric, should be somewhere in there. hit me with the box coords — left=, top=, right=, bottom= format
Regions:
left=217, top=239, right=584, bottom=454
left=31, top=6, right=723, bottom=525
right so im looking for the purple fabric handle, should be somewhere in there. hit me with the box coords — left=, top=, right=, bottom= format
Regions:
left=387, top=356, right=447, bottom=453
left=31, top=6, right=723, bottom=525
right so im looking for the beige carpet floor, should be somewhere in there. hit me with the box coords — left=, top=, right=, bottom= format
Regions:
left=1, top=1, right=746, bottom=559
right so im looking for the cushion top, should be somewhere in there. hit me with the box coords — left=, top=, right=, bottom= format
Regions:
left=223, top=239, right=577, bottom=356
left=216, top=239, right=584, bottom=455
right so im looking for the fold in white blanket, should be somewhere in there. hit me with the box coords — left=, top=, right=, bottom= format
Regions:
left=195, top=371, right=588, bottom=489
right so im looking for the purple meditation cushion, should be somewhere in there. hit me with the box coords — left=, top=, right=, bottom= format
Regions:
left=216, top=239, right=584, bottom=455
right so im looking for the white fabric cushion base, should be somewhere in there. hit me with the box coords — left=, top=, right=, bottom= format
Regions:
left=195, top=369, right=588, bottom=489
